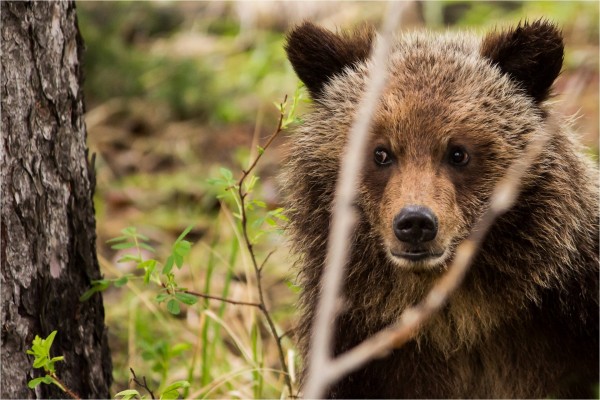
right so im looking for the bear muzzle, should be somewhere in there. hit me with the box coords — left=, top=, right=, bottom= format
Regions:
left=389, top=205, right=447, bottom=265
left=393, top=205, right=438, bottom=244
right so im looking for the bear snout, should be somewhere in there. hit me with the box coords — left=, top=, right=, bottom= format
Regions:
left=393, top=205, right=439, bottom=244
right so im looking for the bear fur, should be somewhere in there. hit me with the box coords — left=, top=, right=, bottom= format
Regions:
left=282, top=20, right=599, bottom=398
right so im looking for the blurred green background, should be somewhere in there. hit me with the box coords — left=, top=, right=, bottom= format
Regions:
left=78, top=1, right=598, bottom=398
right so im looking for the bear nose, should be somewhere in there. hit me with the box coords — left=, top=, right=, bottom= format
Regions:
left=393, top=206, right=438, bottom=244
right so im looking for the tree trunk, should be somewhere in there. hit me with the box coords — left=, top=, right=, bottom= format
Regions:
left=1, top=1, right=112, bottom=398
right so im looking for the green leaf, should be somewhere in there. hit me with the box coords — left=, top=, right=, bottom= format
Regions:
left=139, top=260, right=157, bottom=284
left=160, top=390, right=179, bottom=400
left=170, top=343, right=192, bottom=355
left=257, top=146, right=264, bottom=155
left=136, top=232, right=150, bottom=241
left=174, top=253, right=184, bottom=269
left=245, top=175, right=258, bottom=192
left=33, top=357, right=47, bottom=368
left=166, top=299, right=180, bottom=315
left=117, top=254, right=141, bottom=263
left=111, top=242, right=136, bottom=250
left=27, top=377, right=44, bottom=389
left=115, top=389, right=142, bottom=400
left=265, top=218, right=277, bottom=226
left=27, top=375, right=53, bottom=389
left=276, top=213, right=289, bottom=222
left=285, top=280, right=301, bottom=294
left=107, top=235, right=128, bottom=243
left=79, top=280, right=110, bottom=302
left=144, top=267, right=156, bottom=285
left=173, top=240, right=191, bottom=256
left=206, top=177, right=224, bottom=185
left=220, top=167, right=233, bottom=182
left=176, top=225, right=194, bottom=242
left=162, top=256, right=174, bottom=274
left=161, top=380, right=190, bottom=395
left=156, top=293, right=169, bottom=303
left=27, top=331, right=64, bottom=376
left=44, top=330, right=57, bottom=350
left=139, top=242, right=156, bottom=252
left=122, top=226, right=137, bottom=236
left=160, top=380, right=190, bottom=400
left=138, top=259, right=157, bottom=270
left=114, top=276, right=129, bottom=287
left=174, top=292, right=198, bottom=305
left=90, top=279, right=111, bottom=288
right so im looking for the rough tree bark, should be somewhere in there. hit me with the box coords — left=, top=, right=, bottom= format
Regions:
left=1, top=1, right=112, bottom=398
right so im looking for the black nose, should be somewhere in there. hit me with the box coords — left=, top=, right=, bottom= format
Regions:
left=393, top=206, right=438, bottom=244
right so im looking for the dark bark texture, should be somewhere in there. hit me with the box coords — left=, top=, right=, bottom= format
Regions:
left=1, top=1, right=112, bottom=398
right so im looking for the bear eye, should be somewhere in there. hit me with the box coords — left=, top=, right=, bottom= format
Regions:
left=374, top=147, right=392, bottom=166
left=448, top=146, right=470, bottom=166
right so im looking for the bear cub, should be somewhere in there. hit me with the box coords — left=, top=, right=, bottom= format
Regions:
left=283, top=20, right=599, bottom=398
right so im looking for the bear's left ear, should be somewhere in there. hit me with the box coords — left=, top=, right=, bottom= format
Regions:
left=285, top=22, right=375, bottom=99
left=481, top=19, right=564, bottom=103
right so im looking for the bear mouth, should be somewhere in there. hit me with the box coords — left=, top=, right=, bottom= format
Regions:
left=391, top=249, right=445, bottom=262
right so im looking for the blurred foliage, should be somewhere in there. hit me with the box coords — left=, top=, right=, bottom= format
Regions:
left=78, top=2, right=294, bottom=123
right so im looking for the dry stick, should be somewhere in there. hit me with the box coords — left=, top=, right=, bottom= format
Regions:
left=236, top=101, right=294, bottom=397
left=182, top=289, right=262, bottom=308
left=302, top=2, right=406, bottom=398
left=318, top=133, right=551, bottom=390
left=161, top=282, right=261, bottom=307
left=130, top=367, right=156, bottom=399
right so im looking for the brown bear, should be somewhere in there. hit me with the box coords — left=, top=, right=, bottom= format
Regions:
left=282, top=20, right=599, bottom=398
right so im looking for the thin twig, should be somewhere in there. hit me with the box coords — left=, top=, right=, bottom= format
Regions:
left=242, top=98, right=285, bottom=177
left=312, top=131, right=551, bottom=391
left=160, top=282, right=262, bottom=308
left=130, top=367, right=156, bottom=399
left=258, top=250, right=276, bottom=272
left=183, top=289, right=262, bottom=308
left=302, top=2, right=407, bottom=398
left=236, top=98, right=293, bottom=397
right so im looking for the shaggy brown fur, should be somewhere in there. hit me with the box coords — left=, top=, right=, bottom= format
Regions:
left=283, top=20, right=599, bottom=398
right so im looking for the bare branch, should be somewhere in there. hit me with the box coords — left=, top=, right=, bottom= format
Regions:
left=258, top=250, right=276, bottom=272
left=182, top=289, right=263, bottom=308
left=129, top=368, right=156, bottom=400
left=241, top=95, right=286, bottom=178
left=302, top=2, right=407, bottom=398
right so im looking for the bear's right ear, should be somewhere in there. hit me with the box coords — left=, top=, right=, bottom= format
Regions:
left=285, top=22, right=375, bottom=99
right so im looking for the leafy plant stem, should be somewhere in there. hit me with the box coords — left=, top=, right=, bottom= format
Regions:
left=49, top=372, right=80, bottom=399
left=236, top=96, right=293, bottom=397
